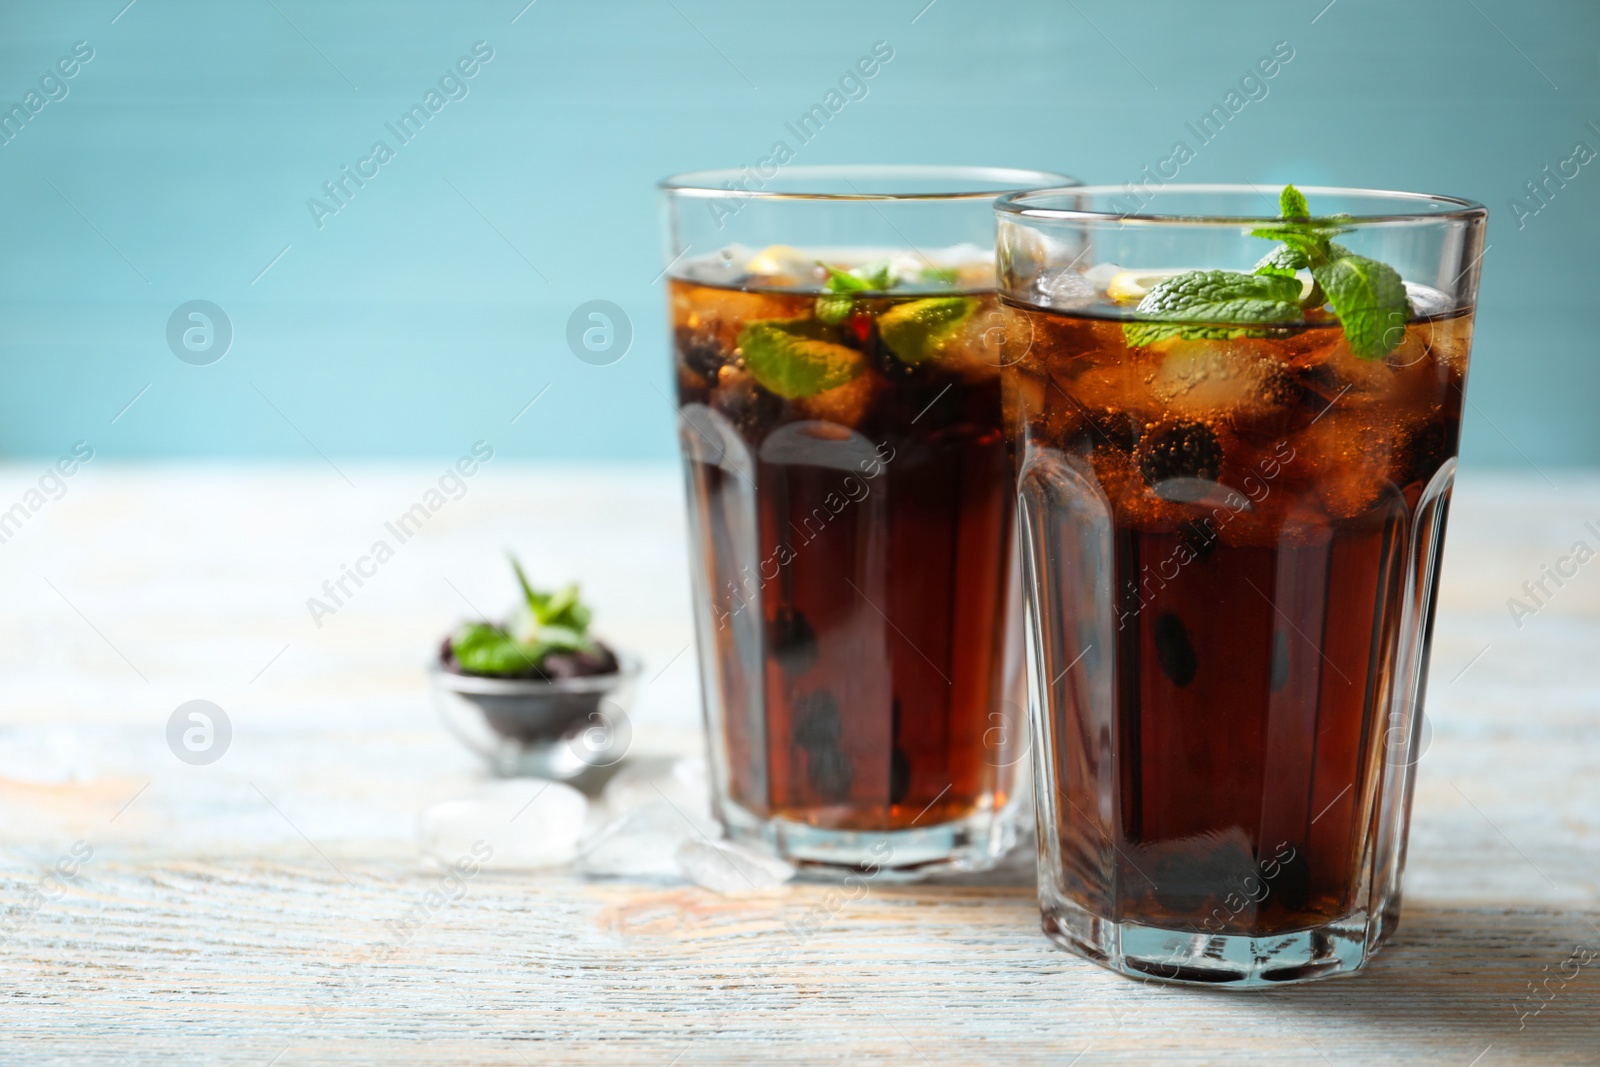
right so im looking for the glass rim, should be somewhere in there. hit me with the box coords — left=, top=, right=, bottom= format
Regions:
left=995, top=183, right=1488, bottom=225
left=658, top=164, right=1078, bottom=202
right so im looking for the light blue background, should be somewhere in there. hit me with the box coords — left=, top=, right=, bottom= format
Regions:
left=1, top=0, right=1595, bottom=469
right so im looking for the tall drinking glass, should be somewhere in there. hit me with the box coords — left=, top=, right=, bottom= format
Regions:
left=996, top=185, right=1486, bottom=982
left=660, top=166, right=1074, bottom=876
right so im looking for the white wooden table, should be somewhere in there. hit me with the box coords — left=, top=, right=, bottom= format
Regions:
left=0, top=463, right=1595, bottom=1066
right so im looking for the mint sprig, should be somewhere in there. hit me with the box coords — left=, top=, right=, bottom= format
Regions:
left=449, top=556, right=595, bottom=676
left=1124, top=184, right=1411, bottom=359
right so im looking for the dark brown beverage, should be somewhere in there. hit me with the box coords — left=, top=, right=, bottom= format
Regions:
left=1008, top=298, right=1470, bottom=935
left=670, top=251, right=1024, bottom=846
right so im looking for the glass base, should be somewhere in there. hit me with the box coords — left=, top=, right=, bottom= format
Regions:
left=1040, top=890, right=1380, bottom=987
left=721, top=801, right=1018, bottom=882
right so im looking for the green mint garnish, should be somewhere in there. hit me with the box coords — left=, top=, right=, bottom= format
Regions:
left=449, top=556, right=595, bottom=675
left=737, top=318, right=865, bottom=398
left=451, top=622, right=539, bottom=675
left=1124, top=184, right=1411, bottom=359
left=815, top=262, right=893, bottom=324
left=1278, top=183, right=1311, bottom=221
left=919, top=265, right=960, bottom=286
left=1312, top=252, right=1410, bottom=359
left=1124, top=271, right=1301, bottom=348
left=876, top=296, right=978, bottom=364
left=512, top=557, right=593, bottom=637
left=1253, top=242, right=1307, bottom=279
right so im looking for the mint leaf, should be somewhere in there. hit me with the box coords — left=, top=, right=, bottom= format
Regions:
left=815, top=262, right=892, bottom=324
left=738, top=318, right=865, bottom=398
left=1280, top=184, right=1311, bottom=221
left=1123, top=270, right=1301, bottom=347
left=1254, top=243, right=1307, bottom=279
left=1311, top=251, right=1411, bottom=359
left=1253, top=245, right=1329, bottom=309
left=815, top=292, right=855, bottom=325
left=451, top=622, right=538, bottom=675
left=919, top=265, right=961, bottom=286
left=540, top=583, right=592, bottom=632
left=511, top=556, right=545, bottom=617
left=876, top=296, right=978, bottom=364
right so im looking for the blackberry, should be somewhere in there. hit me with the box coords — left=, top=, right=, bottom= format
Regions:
left=889, top=746, right=912, bottom=805
left=1153, top=611, right=1198, bottom=687
left=769, top=606, right=818, bottom=676
left=674, top=326, right=726, bottom=379
left=1149, top=839, right=1256, bottom=915
left=1137, top=421, right=1223, bottom=485
left=1080, top=406, right=1139, bottom=454
left=793, top=691, right=840, bottom=750
left=806, top=747, right=853, bottom=802
left=1264, top=845, right=1312, bottom=913
left=711, top=370, right=784, bottom=439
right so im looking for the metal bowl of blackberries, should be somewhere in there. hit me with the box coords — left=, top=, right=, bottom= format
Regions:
left=429, top=557, right=638, bottom=778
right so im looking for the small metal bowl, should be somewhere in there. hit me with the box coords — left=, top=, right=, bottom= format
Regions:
left=428, top=653, right=639, bottom=779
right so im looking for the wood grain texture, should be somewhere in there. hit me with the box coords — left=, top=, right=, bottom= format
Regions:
left=0, top=465, right=1596, bottom=1066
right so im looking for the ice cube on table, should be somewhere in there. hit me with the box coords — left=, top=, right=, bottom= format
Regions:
left=580, top=755, right=720, bottom=877
left=581, top=803, right=700, bottom=879
left=417, top=780, right=587, bottom=871
left=675, top=838, right=795, bottom=894
left=602, top=755, right=714, bottom=828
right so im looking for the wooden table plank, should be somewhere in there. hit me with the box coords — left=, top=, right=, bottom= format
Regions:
left=0, top=465, right=1595, bottom=1065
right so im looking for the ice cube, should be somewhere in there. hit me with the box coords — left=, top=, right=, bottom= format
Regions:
left=602, top=755, right=715, bottom=830
left=1403, top=281, right=1454, bottom=319
left=1152, top=340, right=1296, bottom=423
left=795, top=369, right=883, bottom=428
left=1083, top=262, right=1124, bottom=290
left=1297, top=411, right=1398, bottom=519
left=417, top=780, right=587, bottom=871
left=743, top=244, right=811, bottom=283
left=675, top=838, right=794, bottom=894
left=1035, top=268, right=1097, bottom=308
left=580, top=803, right=697, bottom=879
